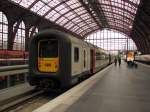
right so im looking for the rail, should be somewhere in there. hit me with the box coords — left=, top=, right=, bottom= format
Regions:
left=0, top=65, right=28, bottom=76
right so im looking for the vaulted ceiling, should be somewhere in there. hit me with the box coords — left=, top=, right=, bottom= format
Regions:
left=10, top=0, right=140, bottom=37
left=3, top=0, right=150, bottom=53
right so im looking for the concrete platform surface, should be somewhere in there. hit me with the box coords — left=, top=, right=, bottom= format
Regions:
left=33, top=62, right=150, bottom=112
left=65, top=62, right=150, bottom=112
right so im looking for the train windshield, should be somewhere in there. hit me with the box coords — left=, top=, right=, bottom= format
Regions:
left=39, top=40, right=58, bottom=58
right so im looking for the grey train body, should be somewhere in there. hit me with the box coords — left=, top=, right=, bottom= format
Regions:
left=28, top=30, right=114, bottom=89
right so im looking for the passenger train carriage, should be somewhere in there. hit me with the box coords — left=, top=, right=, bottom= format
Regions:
left=28, top=30, right=113, bottom=89
left=135, top=54, right=150, bottom=65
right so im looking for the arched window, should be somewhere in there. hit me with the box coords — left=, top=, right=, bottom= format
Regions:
left=13, top=21, right=25, bottom=51
left=85, top=29, right=137, bottom=54
left=29, top=27, right=38, bottom=38
left=0, top=12, right=8, bottom=50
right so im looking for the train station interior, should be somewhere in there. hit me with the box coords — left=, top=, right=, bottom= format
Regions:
left=0, top=0, right=150, bottom=112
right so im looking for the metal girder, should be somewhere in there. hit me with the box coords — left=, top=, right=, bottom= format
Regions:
left=85, top=37, right=130, bottom=40
left=8, top=0, right=142, bottom=49
left=68, top=12, right=132, bottom=34
left=107, top=18, right=130, bottom=27
left=78, top=0, right=101, bottom=28
left=131, top=31, right=147, bottom=53
left=130, top=0, right=150, bottom=53
left=131, top=32, right=143, bottom=52
left=78, top=22, right=129, bottom=36
left=136, top=15, right=150, bottom=36
left=29, top=26, right=36, bottom=38
left=61, top=11, right=133, bottom=36
left=97, top=3, right=136, bottom=17
left=54, top=6, right=83, bottom=22
left=62, top=12, right=90, bottom=27
left=82, top=26, right=130, bottom=38
left=12, top=20, right=22, bottom=43
left=87, top=0, right=109, bottom=27
left=124, top=0, right=139, bottom=7
left=102, top=10, right=133, bottom=22
left=108, top=26, right=130, bottom=35
left=130, top=13, right=150, bottom=40
left=131, top=36, right=141, bottom=51
left=54, top=5, right=93, bottom=31
left=134, top=24, right=147, bottom=38
left=81, top=27, right=99, bottom=37
left=28, top=0, right=40, bottom=9
left=72, top=24, right=97, bottom=34
left=43, top=1, right=67, bottom=17
left=108, top=0, right=116, bottom=28
left=74, top=24, right=98, bottom=33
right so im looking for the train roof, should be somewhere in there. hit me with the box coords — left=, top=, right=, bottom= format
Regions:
left=32, top=29, right=109, bottom=52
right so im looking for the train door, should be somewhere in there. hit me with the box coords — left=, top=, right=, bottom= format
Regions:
left=90, top=49, right=95, bottom=74
left=83, top=48, right=89, bottom=73
left=71, top=45, right=82, bottom=76
left=83, top=49, right=86, bottom=69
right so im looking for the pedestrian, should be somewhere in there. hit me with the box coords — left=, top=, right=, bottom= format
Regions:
left=114, top=57, right=117, bottom=66
left=118, top=57, right=121, bottom=66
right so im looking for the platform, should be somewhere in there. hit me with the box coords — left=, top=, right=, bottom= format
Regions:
left=34, top=62, right=150, bottom=112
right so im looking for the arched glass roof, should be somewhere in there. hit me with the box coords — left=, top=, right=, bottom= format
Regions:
left=10, top=0, right=140, bottom=37
left=85, top=29, right=137, bottom=54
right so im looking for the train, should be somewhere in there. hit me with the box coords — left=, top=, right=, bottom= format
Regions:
left=28, top=30, right=114, bottom=89
left=135, top=54, right=150, bottom=65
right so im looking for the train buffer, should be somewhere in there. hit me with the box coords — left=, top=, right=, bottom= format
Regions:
left=33, top=62, right=150, bottom=112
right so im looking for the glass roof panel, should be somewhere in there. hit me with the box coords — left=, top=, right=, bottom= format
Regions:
left=30, top=1, right=45, bottom=12
left=47, top=0, right=61, bottom=7
left=68, top=14, right=76, bottom=20
left=64, top=22, right=75, bottom=29
left=99, top=0, right=140, bottom=33
left=45, top=10, right=56, bottom=19
left=55, top=4, right=66, bottom=12
left=70, top=3, right=80, bottom=9
left=56, top=16, right=66, bottom=23
left=37, top=5, right=50, bottom=16
left=10, top=0, right=140, bottom=37
left=58, top=7, right=69, bottom=15
left=50, top=12, right=61, bottom=21
left=19, top=0, right=35, bottom=8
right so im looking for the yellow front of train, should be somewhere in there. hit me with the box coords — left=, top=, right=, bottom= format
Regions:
left=29, top=30, right=73, bottom=89
left=38, top=40, right=59, bottom=73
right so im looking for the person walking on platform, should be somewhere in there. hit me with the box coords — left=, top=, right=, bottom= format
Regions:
left=118, top=57, right=121, bottom=66
left=114, top=57, right=117, bottom=66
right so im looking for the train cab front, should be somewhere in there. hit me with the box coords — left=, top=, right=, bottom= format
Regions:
left=29, top=38, right=60, bottom=89
left=38, top=39, right=59, bottom=73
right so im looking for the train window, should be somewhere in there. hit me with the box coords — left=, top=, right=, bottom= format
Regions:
left=96, top=52, right=101, bottom=60
left=74, top=47, right=79, bottom=62
left=39, top=40, right=58, bottom=58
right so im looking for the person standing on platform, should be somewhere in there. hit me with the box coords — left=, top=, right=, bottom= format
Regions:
left=118, top=57, right=121, bottom=66
left=114, top=57, right=117, bottom=66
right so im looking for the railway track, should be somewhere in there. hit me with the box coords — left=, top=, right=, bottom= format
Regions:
left=0, top=88, right=63, bottom=112
left=0, top=89, right=45, bottom=112
left=0, top=64, right=111, bottom=112
left=0, top=89, right=43, bottom=112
